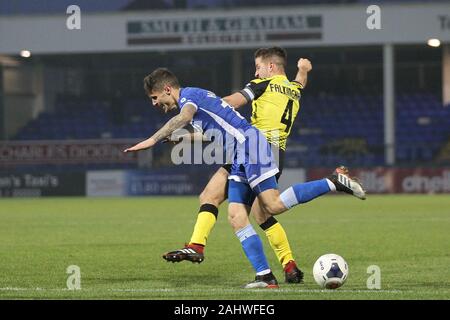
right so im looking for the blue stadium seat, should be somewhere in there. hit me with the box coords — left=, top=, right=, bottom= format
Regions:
left=10, top=93, right=449, bottom=167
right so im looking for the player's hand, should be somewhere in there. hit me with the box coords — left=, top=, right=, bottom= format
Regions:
left=123, top=138, right=157, bottom=152
left=123, top=146, right=140, bottom=153
left=298, top=58, right=312, bottom=72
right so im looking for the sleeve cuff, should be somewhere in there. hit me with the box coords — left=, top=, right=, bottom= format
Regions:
left=181, top=102, right=198, bottom=110
left=239, top=87, right=254, bottom=102
left=291, top=80, right=304, bottom=89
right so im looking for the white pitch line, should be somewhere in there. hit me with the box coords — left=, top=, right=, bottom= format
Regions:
left=110, top=288, right=407, bottom=294
left=0, top=287, right=408, bottom=294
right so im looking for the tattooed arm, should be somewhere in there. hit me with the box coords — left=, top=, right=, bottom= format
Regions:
left=124, top=104, right=197, bottom=152
left=162, top=124, right=209, bottom=144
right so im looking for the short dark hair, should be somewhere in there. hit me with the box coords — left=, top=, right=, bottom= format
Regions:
left=143, top=68, right=180, bottom=93
left=254, top=47, right=287, bottom=68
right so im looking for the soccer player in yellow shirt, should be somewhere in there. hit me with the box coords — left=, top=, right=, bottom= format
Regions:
left=163, top=47, right=311, bottom=283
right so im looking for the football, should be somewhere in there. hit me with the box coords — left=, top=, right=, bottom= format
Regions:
left=313, top=253, right=349, bottom=289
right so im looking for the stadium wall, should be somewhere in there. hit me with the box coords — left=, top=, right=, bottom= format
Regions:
left=1, top=3, right=449, bottom=54
left=308, top=167, right=450, bottom=194
left=0, top=172, right=85, bottom=197
left=1, top=167, right=450, bottom=197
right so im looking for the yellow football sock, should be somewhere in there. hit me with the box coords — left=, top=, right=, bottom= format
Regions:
left=189, top=204, right=218, bottom=246
left=264, top=222, right=294, bottom=268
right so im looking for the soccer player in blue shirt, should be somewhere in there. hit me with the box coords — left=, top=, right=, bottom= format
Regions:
left=124, top=68, right=366, bottom=288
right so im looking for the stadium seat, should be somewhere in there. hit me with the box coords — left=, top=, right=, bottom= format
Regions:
left=11, top=93, right=449, bottom=168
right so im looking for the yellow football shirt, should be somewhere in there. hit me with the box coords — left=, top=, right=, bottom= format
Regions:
left=239, top=75, right=303, bottom=151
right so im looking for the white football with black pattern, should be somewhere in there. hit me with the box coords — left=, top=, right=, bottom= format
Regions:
left=313, top=253, right=349, bottom=289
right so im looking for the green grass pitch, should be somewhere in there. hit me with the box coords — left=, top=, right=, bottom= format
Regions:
left=0, top=195, right=449, bottom=300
